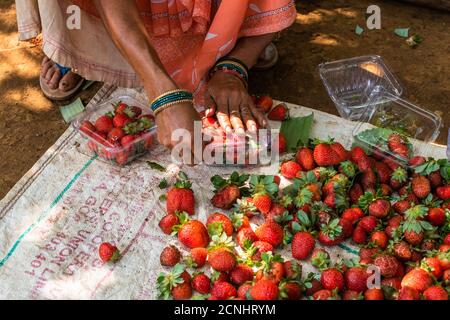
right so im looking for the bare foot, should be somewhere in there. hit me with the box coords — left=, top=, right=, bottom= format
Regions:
left=41, top=56, right=82, bottom=92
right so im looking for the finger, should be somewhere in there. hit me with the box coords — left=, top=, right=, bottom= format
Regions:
left=215, top=96, right=232, bottom=133
left=229, top=96, right=245, bottom=135
left=204, top=91, right=216, bottom=117
left=249, top=96, right=268, bottom=128
left=241, top=103, right=257, bottom=133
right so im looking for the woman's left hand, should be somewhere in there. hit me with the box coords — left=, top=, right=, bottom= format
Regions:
left=205, top=71, right=267, bottom=134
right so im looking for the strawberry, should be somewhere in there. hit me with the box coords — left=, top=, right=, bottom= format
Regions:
left=120, top=135, right=136, bottom=148
left=291, top=232, right=315, bottom=260
left=371, top=231, right=388, bottom=249
left=437, top=245, right=450, bottom=270
left=80, top=120, right=96, bottom=136
left=313, top=289, right=333, bottom=300
left=358, top=216, right=379, bottom=233
left=160, top=245, right=181, bottom=267
left=311, top=249, right=331, bottom=271
left=313, top=141, right=341, bottom=166
left=404, top=230, right=424, bottom=246
left=421, top=257, right=442, bottom=279
left=283, top=260, right=302, bottom=280
left=428, top=171, right=442, bottom=189
left=408, top=156, right=426, bottom=167
left=279, top=281, right=302, bottom=300
left=255, top=222, right=283, bottom=247
left=393, top=241, right=412, bottom=261
left=388, top=133, right=409, bottom=158
left=374, top=161, right=392, bottom=184
left=436, top=185, right=450, bottom=200
left=330, top=142, right=348, bottom=162
left=192, top=273, right=211, bottom=294
left=208, top=248, right=236, bottom=272
left=357, top=156, right=373, bottom=173
left=250, top=241, right=274, bottom=261
left=278, top=133, right=287, bottom=153
left=236, top=227, right=258, bottom=248
left=360, top=169, right=377, bottom=191
left=393, top=200, right=411, bottom=214
left=318, top=218, right=344, bottom=246
left=211, top=281, right=237, bottom=300
left=339, top=218, right=353, bottom=238
left=95, top=115, right=113, bottom=133
left=210, top=172, right=248, bottom=210
left=167, top=172, right=195, bottom=215
left=98, top=242, right=121, bottom=263
left=390, top=167, right=408, bottom=190
left=158, top=214, right=179, bottom=235
left=423, top=285, right=448, bottom=300
left=280, top=161, right=302, bottom=179
left=381, top=277, right=402, bottom=291
left=230, top=264, right=254, bottom=286
left=397, top=286, right=420, bottom=300
left=237, top=283, right=253, bottom=299
left=107, top=127, right=125, bottom=143
left=130, top=106, right=142, bottom=118
left=157, top=264, right=192, bottom=300
left=252, top=194, right=272, bottom=215
left=138, top=114, right=155, bottom=129
left=359, top=247, right=379, bottom=264
left=427, top=207, right=446, bottom=226
left=188, top=247, right=208, bottom=268
left=411, top=175, right=431, bottom=199
left=364, top=288, right=384, bottom=300
left=341, top=207, right=364, bottom=224
left=373, top=255, right=401, bottom=278
left=345, top=267, right=368, bottom=292
left=173, top=213, right=209, bottom=248
left=114, top=102, right=129, bottom=114
left=320, top=268, right=344, bottom=292
left=352, top=226, right=367, bottom=244
left=444, top=234, right=450, bottom=245
left=401, top=268, right=433, bottom=292
left=295, top=147, right=316, bottom=171
left=268, top=103, right=289, bottom=121
left=359, top=192, right=391, bottom=218
left=206, top=213, right=233, bottom=236
left=343, top=290, right=363, bottom=300
left=255, top=96, right=273, bottom=113
left=349, top=183, right=364, bottom=204
left=113, top=113, right=132, bottom=128
left=250, top=279, right=279, bottom=300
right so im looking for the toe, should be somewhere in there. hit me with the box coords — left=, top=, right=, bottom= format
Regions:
left=49, top=69, right=62, bottom=89
left=59, top=72, right=81, bottom=92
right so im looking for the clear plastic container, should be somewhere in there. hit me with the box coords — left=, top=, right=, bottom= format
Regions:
left=319, top=55, right=403, bottom=120
left=72, top=95, right=157, bottom=166
left=352, top=89, right=442, bottom=165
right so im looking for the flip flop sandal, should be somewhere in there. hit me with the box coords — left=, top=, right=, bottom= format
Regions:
left=253, top=43, right=279, bottom=71
left=40, top=63, right=85, bottom=101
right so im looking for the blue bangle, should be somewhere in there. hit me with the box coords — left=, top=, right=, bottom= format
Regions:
left=213, top=62, right=249, bottom=83
left=150, top=90, right=193, bottom=112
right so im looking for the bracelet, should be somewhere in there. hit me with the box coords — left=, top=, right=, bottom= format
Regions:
left=216, top=56, right=249, bottom=74
left=216, top=69, right=248, bottom=88
left=150, top=89, right=193, bottom=113
left=211, top=61, right=249, bottom=85
left=153, top=99, right=194, bottom=117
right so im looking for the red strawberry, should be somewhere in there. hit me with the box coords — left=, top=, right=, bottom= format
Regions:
left=393, top=200, right=411, bottom=214
left=255, top=222, right=283, bottom=247
left=310, top=249, right=331, bottom=271
left=427, top=207, right=446, bottom=226
left=174, top=216, right=209, bottom=249
left=160, top=245, right=181, bottom=267
left=189, top=247, right=208, bottom=268
left=80, top=120, right=96, bottom=136
left=428, top=171, right=442, bottom=189
left=256, top=96, right=273, bottom=113
left=398, top=286, right=420, bottom=300
left=273, top=175, right=281, bottom=185
left=341, top=208, right=364, bottom=224
left=206, top=213, right=233, bottom=236
left=114, top=102, right=129, bottom=114
left=408, top=156, right=426, bottom=167
left=421, top=257, right=442, bottom=279
left=313, top=289, right=333, bottom=300
left=211, top=281, right=237, bottom=300
left=313, top=142, right=341, bottom=167
left=98, top=242, right=120, bottom=263
left=360, top=169, right=377, bottom=191
left=318, top=219, right=344, bottom=246
left=374, top=255, right=401, bottom=278
left=167, top=174, right=195, bottom=215
left=388, top=133, right=409, bottom=158
left=423, top=285, right=448, bottom=300
left=280, top=161, right=302, bottom=179
left=171, top=279, right=193, bottom=300
left=393, top=241, right=412, bottom=261
left=401, top=268, right=433, bottom=292
left=107, top=127, right=125, bottom=143
left=251, top=241, right=274, bottom=261
left=268, top=103, right=289, bottom=121
left=283, top=260, right=302, bottom=279
left=113, top=113, right=132, bottom=128
left=158, top=214, right=179, bottom=235
left=211, top=185, right=241, bottom=210
left=291, top=232, right=315, bottom=260
left=350, top=146, right=367, bottom=163
left=364, top=288, right=384, bottom=300
left=208, top=248, right=236, bottom=272
left=381, top=277, right=402, bottom=291
left=253, top=194, right=272, bottom=215
left=95, top=115, right=113, bottom=133
left=339, top=218, right=353, bottom=238
left=369, top=199, right=391, bottom=218
left=359, top=247, right=379, bottom=264
left=404, top=230, right=424, bottom=246
left=250, top=279, right=279, bottom=300
left=236, top=227, right=258, bottom=248
left=280, top=281, right=302, bottom=300
left=345, top=267, right=369, bottom=292
left=374, top=161, right=392, bottom=184
left=278, top=133, right=287, bottom=153
left=237, top=283, right=252, bottom=299
left=321, top=268, right=344, bottom=292
left=330, top=142, right=348, bottom=162
left=295, top=147, right=316, bottom=171
left=358, top=216, right=378, bottom=233
left=436, top=185, right=450, bottom=200
left=444, top=234, right=450, bottom=245
left=349, top=183, right=364, bottom=204
left=411, top=176, right=431, bottom=199
left=191, top=274, right=210, bottom=294
left=371, top=231, right=388, bottom=249
left=120, top=135, right=136, bottom=148
left=352, top=226, right=367, bottom=244
left=230, top=264, right=254, bottom=286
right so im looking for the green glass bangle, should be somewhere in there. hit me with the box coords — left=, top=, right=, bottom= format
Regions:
left=151, top=90, right=193, bottom=112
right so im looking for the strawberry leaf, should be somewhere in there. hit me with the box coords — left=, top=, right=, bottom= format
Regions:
left=280, top=113, right=314, bottom=152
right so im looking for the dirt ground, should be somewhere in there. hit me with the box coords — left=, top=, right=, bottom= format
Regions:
left=0, top=0, right=449, bottom=200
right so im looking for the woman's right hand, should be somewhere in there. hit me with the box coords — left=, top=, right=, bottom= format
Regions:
left=155, top=101, right=201, bottom=163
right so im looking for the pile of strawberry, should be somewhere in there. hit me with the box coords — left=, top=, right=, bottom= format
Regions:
left=154, top=133, right=450, bottom=300
left=79, top=101, right=155, bottom=165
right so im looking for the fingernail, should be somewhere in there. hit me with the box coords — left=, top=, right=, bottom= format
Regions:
left=225, top=126, right=233, bottom=134
left=237, top=128, right=245, bottom=136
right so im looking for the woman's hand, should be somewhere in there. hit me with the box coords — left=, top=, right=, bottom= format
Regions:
left=206, top=72, right=267, bottom=134
left=155, top=101, right=201, bottom=162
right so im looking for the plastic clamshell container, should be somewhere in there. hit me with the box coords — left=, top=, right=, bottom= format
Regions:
left=72, top=95, right=157, bottom=166
left=352, top=89, right=442, bottom=165
left=319, top=55, right=403, bottom=120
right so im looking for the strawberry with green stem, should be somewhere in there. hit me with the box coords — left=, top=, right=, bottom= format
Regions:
left=390, top=167, right=408, bottom=190
left=401, top=205, right=435, bottom=246
left=358, top=191, right=391, bottom=218
left=172, top=212, right=209, bottom=248
left=157, top=263, right=192, bottom=300
left=255, top=251, right=285, bottom=284
left=167, top=172, right=195, bottom=216
left=207, top=232, right=237, bottom=272
left=318, top=218, right=345, bottom=246
left=311, top=248, right=331, bottom=271
left=249, top=175, right=279, bottom=215
left=211, top=172, right=249, bottom=210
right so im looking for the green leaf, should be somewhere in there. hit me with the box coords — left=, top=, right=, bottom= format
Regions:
left=147, top=161, right=166, bottom=172
left=280, top=114, right=314, bottom=152
left=158, top=178, right=168, bottom=189
left=394, top=28, right=409, bottom=38
left=159, top=194, right=167, bottom=202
